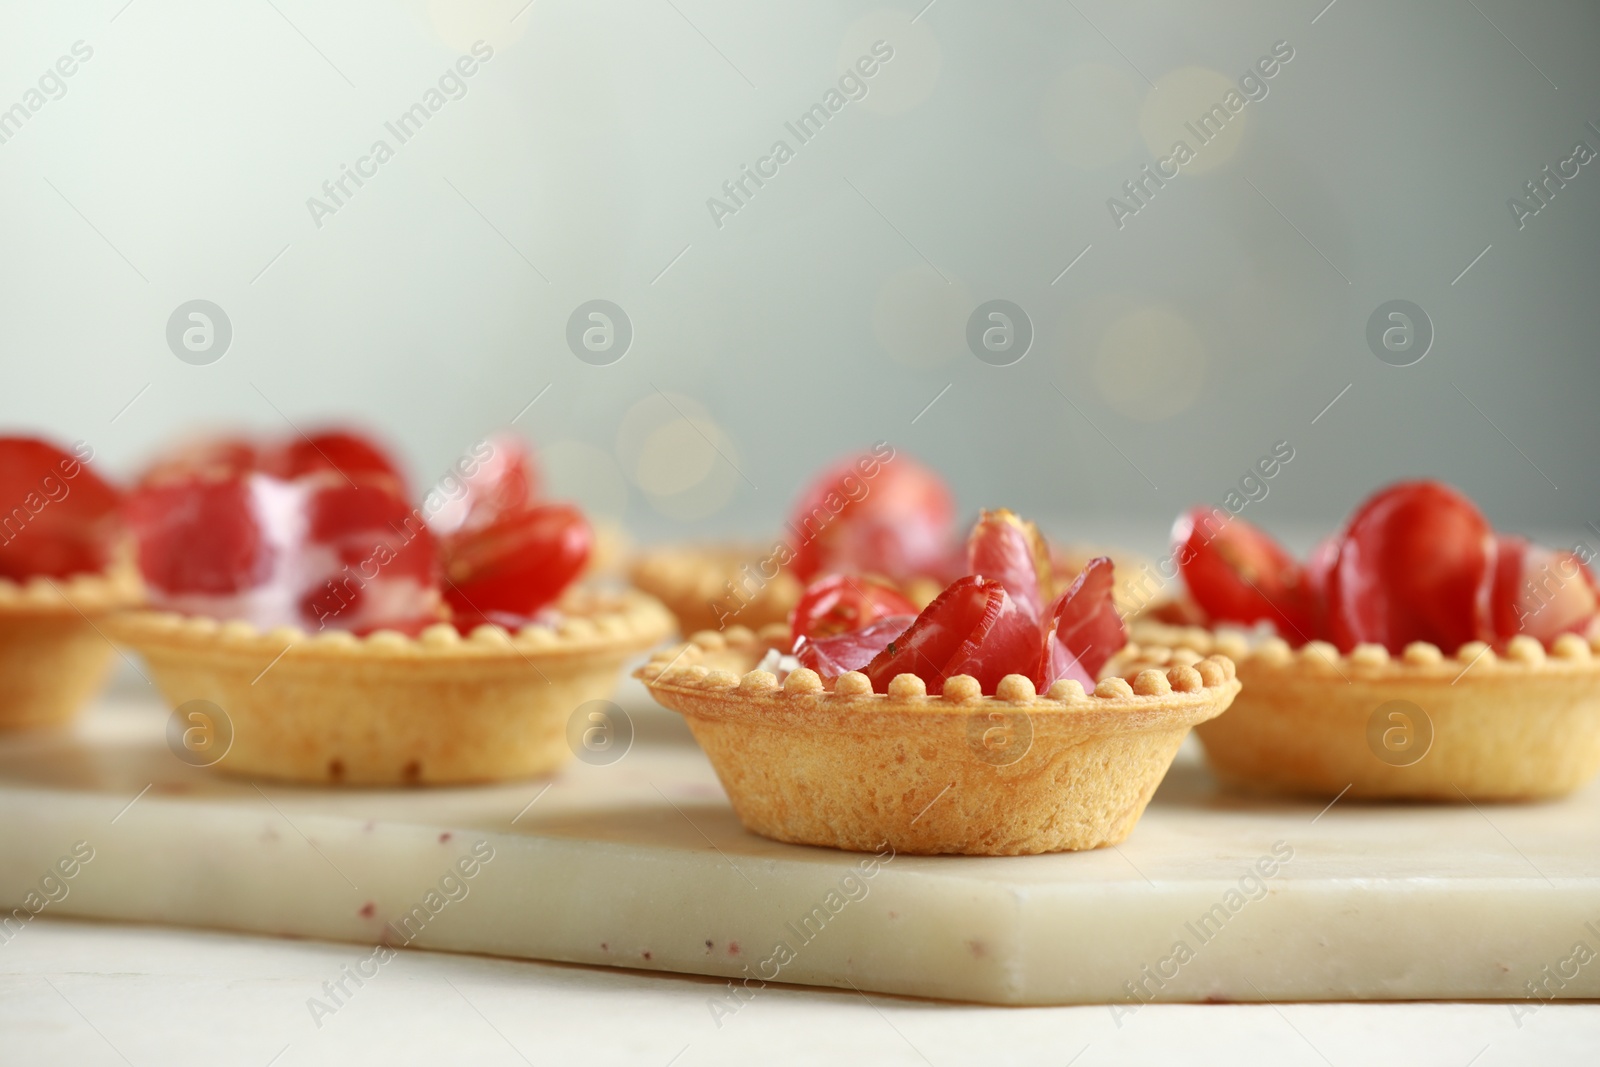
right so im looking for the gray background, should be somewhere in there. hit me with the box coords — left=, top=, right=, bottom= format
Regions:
left=2, top=0, right=1597, bottom=553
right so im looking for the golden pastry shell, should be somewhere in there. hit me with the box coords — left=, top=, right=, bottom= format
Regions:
left=636, top=624, right=1240, bottom=855
left=1126, top=621, right=1600, bottom=801
left=104, top=587, right=674, bottom=785
left=0, top=568, right=142, bottom=730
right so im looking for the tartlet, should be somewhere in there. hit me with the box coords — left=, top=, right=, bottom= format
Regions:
left=1158, top=482, right=1600, bottom=800
left=1128, top=622, right=1600, bottom=801
left=0, top=568, right=141, bottom=730
left=117, top=426, right=673, bottom=785
left=637, top=624, right=1239, bottom=855
left=0, top=435, right=133, bottom=730
left=108, top=588, right=672, bottom=784
left=630, top=542, right=1161, bottom=635
left=630, top=447, right=1166, bottom=637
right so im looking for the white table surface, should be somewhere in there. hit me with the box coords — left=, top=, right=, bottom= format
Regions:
left=2, top=917, right=1595, bottom=1066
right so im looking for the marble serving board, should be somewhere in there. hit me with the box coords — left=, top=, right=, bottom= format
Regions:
left=3, top=670, right=1600, bottom=1008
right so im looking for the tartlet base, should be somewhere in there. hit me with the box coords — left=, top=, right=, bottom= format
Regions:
left=1127, top=623, right=1600, bottom=800
left=637, top=625, right=1239, bottom=855
left=106, top=588, right=673, bottom=785
left=0, top=570, right=142, bottom=730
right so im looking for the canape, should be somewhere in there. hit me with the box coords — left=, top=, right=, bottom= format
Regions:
left=0, top=436, right=137, bottom=730
left=107, top=427, right=670, bottom=783
left=639, top=510, right=1238, bottom=854
left=1139, top=481, right=1600, bottom=799
left=629, top=445, right=1164, bottom=635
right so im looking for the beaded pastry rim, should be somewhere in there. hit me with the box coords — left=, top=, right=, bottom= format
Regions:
left=1125, top=620, right=1600, bottom=679
left=636, top=622, right=1239, bottom=714
left=104, top=587, right=674, bottom=662
left=0, top=567, right=142, bottom=616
